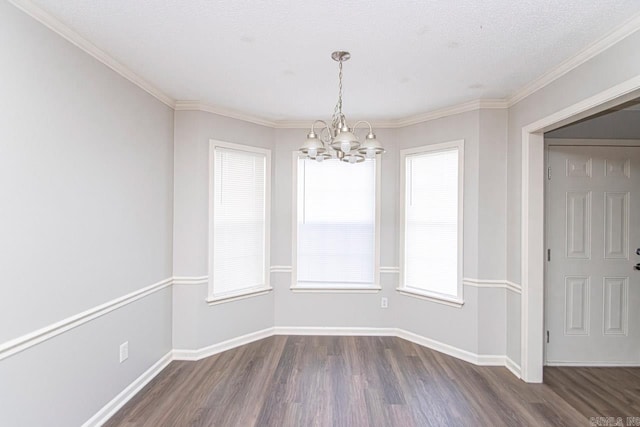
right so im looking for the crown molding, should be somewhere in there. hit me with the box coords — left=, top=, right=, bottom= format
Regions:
left=390, top=99, right=509, bottom=128
left=508, top=12, right=640, bottom=107
left=180, top=98, right=510, bottom=130
left=271, top=99, right=509, bottom=129
left=174, top=101, right=277, bottom=127
left=12, top=0, right=640, bottom=127
left=272, top=118, right=401, bottom=129
left=8, top=0, right=175, bottom=108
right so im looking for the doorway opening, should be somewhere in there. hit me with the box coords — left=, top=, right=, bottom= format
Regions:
left=519, top=78, right=640, bottom=383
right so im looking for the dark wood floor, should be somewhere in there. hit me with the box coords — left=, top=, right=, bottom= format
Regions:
left=545, top=366, right=640, bottom=421
left=105, top=336, right=634, bottom=427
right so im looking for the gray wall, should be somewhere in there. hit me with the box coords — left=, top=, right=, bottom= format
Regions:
left=546, top=109, right=640, bottom=139
left=271, top=128, right=396, bottom=329
left=0, top=3, right=174, bottom=426
left=174, top=109, right=511, bottom=358
left=393, top=110, right=509, bottom=355
left=505, top=30, right=640, bottom=366
left=272, top=110, right=510, bottom=357
left=172, top=110, right=276, bottom=350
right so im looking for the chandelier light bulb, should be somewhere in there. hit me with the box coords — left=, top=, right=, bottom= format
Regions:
left=340, top=141, right=351, bottom=154
left=308, top=148, right=317, bottom=158
left=366, top=148, right=375, bottom=159
left=349, top=155, right=357, bottom=164
left=316, top=155, right=324, bottom=163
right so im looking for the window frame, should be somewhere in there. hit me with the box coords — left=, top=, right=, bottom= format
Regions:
left=207, top=139, right=272, bottom=304
left=291, top=152, right=381, bottom=293
left=398, top=140, right=465, bottom=307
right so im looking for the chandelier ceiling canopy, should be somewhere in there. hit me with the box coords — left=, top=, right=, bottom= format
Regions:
left=299, top=51, right=385, bottom=164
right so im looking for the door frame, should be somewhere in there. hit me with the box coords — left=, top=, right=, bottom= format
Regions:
left=520, top=75, right=640, bottom=383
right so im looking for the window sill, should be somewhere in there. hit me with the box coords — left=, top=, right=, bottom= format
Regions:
left=291, top=284, right=381, bottom=293
left=396, top=288, right=464, bottom=308
left=206, top=286, right=273, bottom=305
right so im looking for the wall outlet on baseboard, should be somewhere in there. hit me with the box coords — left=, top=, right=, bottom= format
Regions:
left=381, top=297, right=388, bottom=309
left=119, top=341, right=129, bottom=363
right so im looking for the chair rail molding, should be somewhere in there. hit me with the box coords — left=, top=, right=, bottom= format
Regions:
left=0, top=277, right=172, bottom=361
left=463, top=278, right=522, bottom=293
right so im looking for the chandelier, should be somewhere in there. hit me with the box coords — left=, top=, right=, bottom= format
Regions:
left=299, top=51, right=385, bottom=163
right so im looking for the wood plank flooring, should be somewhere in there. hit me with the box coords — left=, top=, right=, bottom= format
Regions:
left=545, top=366, right=640, bottom=421
left=105, top=336, right=617, bottom=426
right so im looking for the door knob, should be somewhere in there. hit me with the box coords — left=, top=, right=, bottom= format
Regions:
left=635, top=263, right=640, bottom=271
left=637, top=248, right=640, bottom=255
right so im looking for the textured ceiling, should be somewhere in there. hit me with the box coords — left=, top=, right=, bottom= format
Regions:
left=24, top=0, right=640, bottom=121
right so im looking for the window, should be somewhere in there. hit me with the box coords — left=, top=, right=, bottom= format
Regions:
left=292, top=155, right=380, bottom=291
left=399, top=140, right=464, bottom=306
left=208, top=140, right=271, bottom=303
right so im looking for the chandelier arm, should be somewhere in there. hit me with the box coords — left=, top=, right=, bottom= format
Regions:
left=319, top=125, right=333, bottom=144
left=311, top=120, right=329, bottom=134
left=351, top=120, right=373, bottom=135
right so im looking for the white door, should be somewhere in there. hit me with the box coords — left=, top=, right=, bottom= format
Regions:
left=546, top=142, right=640, bottom=365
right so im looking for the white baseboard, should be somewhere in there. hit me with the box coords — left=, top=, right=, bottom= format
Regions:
left=545, top=360, right=640, bottom=367
left=506, top=357, right=522, bottom=378
left=273, top=326, right=396, bottom=336
left=172, top=327, right=274, bottom=361
left=396, top=329, right=505, bottom=366
left=82, top=351, right=173, bottom=427
left=173, top=327, right=517, bottom=373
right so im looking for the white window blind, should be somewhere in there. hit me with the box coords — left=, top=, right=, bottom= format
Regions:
left=296, top=157, right=376, bottom=286
left=402, top=144, right=462, bottom=299
left=211, top=144, right=268, bottom=297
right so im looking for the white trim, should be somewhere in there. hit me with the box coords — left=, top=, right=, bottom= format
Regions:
left=545, top=360, right=640, bottom=367
left=520, top=75, right=640, bottom=383
left=255, top=99, right=509, bottom=129
left=81, top=351, right=173, bottom=427
left=175, top=101, right=276, bottom=128
left=508, top=13, right=640, bottom=106
left=206, top=286, right=273, bottom=305
left=0, top=277, right=172, bottom=361
left=391, top=99, right=508, bottom=128
left=172, top=328, right=274, bottom=361
left=289, top=285, right=382, bottom=293
left=505, top=281, right=523, bottom=294
left=172, top=276, right=208, bottom=285
left=171, top=327, right=522, bottom=379
left=273, top=327, right=396, bottom=336
left=396, top=329, right=505, bottom=366
left=175, top=98, right=510, bottom=130
left=270, top=265, right=293, bottom=273
left=396, top=288, right=464, bottom=308
left=7, top=0, right=174, bottom=108
left=399, top=140, right=465, bottom=304
left=463, top=278, right=522, bottom=294
left=273, top=327, right=507, bottom=367
left=505, top=357, right=522, bottom=379
left=208, top=140, right=272, bottom=302
left=271, top=264, right=394, bottom=278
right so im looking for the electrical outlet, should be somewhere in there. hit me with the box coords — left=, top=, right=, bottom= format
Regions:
left=381, top=297, right=388, bottom=309
left=119, top=341, right=129, bottom=363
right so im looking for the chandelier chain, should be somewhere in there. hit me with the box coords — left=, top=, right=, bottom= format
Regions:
left=332, top=60, right=344, bottom=130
